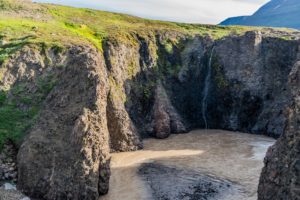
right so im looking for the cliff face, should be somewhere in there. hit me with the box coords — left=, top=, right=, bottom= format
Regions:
left=212, top=32, right=299, bottom=137
left=2, top=46, right=111, bottom=199
left=1, top=30, right=296, bottom=199
left=258, top=56, right=300, bottom=200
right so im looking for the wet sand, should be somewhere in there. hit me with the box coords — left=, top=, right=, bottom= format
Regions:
left=101, top=129, right=275, bottom=200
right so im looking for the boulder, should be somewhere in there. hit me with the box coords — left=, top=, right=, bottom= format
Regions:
left=151, top=83, right=187, bottom=139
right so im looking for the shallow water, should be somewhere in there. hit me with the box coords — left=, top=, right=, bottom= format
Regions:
left=101, top=129, right=275, bottom=200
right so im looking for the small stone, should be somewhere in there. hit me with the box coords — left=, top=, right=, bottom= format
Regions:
left=20, top=197, right=31, bottom=200
left=4, top=182, right=17, bottom=190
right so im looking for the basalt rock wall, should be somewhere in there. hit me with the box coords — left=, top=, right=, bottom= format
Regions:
left=258, top=52, right=300, bottom=200
left=1, top=31, right=298, bottom=199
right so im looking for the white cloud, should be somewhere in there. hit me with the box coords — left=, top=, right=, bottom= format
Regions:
left=34, top=0, right=270, bottom=24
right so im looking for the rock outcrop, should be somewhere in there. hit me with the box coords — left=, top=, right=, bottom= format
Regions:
left=0, top=29, right=299, bottom=199
left=211, top=31, right=299, bottom=137
left=104, top=39, right=143, bottom=152
left=258, top=56, right=300, bottom=200
left=150, top=83, right=187, bottom=139
left=16, top=46, right=111, bottom=199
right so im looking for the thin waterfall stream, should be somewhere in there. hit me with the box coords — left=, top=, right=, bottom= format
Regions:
left=201, top=47, right=215, bottom=129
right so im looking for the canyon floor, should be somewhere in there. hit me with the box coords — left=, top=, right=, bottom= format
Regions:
left=101, top=130, right=275, bottom=200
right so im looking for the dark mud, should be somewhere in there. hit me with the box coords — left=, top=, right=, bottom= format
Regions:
left=138, top=162, right=240, bottom=200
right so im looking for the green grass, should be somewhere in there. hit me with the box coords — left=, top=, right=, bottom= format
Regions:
left=0, top=0, right=297, bottom=52
left=0, top=69, right=57, bottom=148
left=0, top=36, right=30, bottom=64
left=0, top=103, right=38, bottom=148
left=0, top=90, right=39, bottom=148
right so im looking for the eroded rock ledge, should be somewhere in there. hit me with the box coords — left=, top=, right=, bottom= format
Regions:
left=0, top=30, right=299, bottom=199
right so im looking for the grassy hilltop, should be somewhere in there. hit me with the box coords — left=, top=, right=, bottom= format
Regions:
left=0, top=0, right=297, bottom=62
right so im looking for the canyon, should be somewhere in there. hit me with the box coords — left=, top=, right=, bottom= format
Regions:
left=0, top=1, right=300, bottom=199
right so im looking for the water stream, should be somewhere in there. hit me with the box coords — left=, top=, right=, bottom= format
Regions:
left=202, top=47, right=215, bottom=129
left=101, top=130, right=275, bottom=200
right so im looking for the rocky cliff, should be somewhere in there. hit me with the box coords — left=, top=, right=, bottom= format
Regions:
left=0, top=1, right=300, bottom=199
left=14, top=46, right=111, bottom=199
left=258, top=52, right=300, bottom=200
left=7, top=30, right=298, bottom=200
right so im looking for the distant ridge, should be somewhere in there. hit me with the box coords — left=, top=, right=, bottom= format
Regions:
left=220, top=0, right=300, bottom=29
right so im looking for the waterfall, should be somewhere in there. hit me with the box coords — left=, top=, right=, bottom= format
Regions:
left=201, top=47, right=215, bottom=129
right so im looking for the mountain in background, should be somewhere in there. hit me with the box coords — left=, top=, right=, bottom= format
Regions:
left=220, top=0, right=300, bottom=29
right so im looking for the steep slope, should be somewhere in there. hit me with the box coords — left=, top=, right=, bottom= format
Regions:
left=220, top=0, right=300, bottom=29
left=0, top=0, right=300, bottom=199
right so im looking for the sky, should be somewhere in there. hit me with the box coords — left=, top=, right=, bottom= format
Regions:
left=34, top=0, right=270, bottom=24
